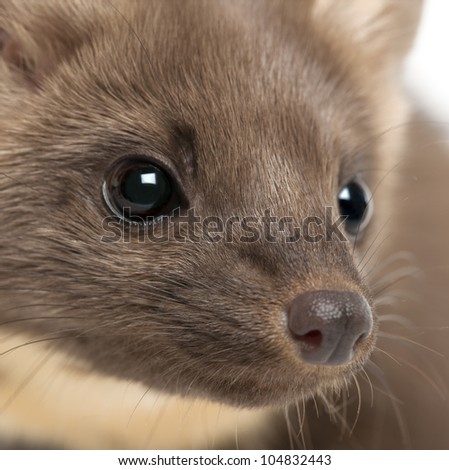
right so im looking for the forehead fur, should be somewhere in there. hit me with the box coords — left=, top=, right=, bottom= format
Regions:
left=1, top=0, right=417, bottom=217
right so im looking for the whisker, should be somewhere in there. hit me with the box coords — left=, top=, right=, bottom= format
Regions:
left=359, top=367, right=374, bottom=408
left=0, top=334, right=75, bottom=357
left=356, top=214, right=394, bottom=271
left=358, top=232, right=392, bottom=275
left=366, top=360, right=411, bottom=448
left=377, top=332, right=445, bottom=358
left=0, top=347, right=54, bottom=413
left=351, top=152, right=407, bottom=255
left=368, top=250, right=418, bottom=279
left=372, top=267, right=424, bottom=297
left=374, top=290, right=421, bottom=308
left=311, top=395, right=320, bottom=419
left=376, top=313, right=416, bottom=329
left=350, top=375, right=362, bottom=435
left=372, top=346, right=402, bottom=365
left=283, top=406, right=302, bottom=450
left=294, top=399, right=306, bottom=449
left=318, top=391, right=351, bottom=436
left=127, top=384, right=154, bottom=427
left=0, top=314, right=88, bottom=328
left=398, top=356, right=446, bottom=400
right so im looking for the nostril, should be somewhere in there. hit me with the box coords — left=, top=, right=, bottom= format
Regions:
left=296, top=330, right=323, bottom=351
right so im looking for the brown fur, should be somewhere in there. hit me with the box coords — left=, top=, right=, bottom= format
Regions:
left=2, top=0, right=447, bottom=449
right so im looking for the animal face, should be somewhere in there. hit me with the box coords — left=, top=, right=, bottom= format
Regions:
left=0, top=0, right=422, bottom=408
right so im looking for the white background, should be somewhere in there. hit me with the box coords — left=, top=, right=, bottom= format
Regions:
left=404, top=0, right=449, bottom=123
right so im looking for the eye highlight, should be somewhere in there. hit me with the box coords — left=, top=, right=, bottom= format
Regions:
left=338, top=180, right=373, bottom=238
left=103, top=156, right=181, bottom=222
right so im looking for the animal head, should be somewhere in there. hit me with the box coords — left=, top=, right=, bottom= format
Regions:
left=0, top=0, right=422, bottom=406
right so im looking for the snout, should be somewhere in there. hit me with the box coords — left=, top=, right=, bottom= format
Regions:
left=287, top=290, right=373, bottom=366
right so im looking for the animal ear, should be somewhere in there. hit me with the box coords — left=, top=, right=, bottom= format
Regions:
left=313, top=0, right=423, bottom=66
left=0, top=1, right=89, bottom=89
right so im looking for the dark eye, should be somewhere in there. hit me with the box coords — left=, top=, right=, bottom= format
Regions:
left=338, top=180, right=373, bottom=237
left=103, top=156, right=181, bottom=222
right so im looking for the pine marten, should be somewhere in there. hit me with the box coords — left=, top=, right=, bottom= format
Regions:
left=2, top=0, right=449, bottom=450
